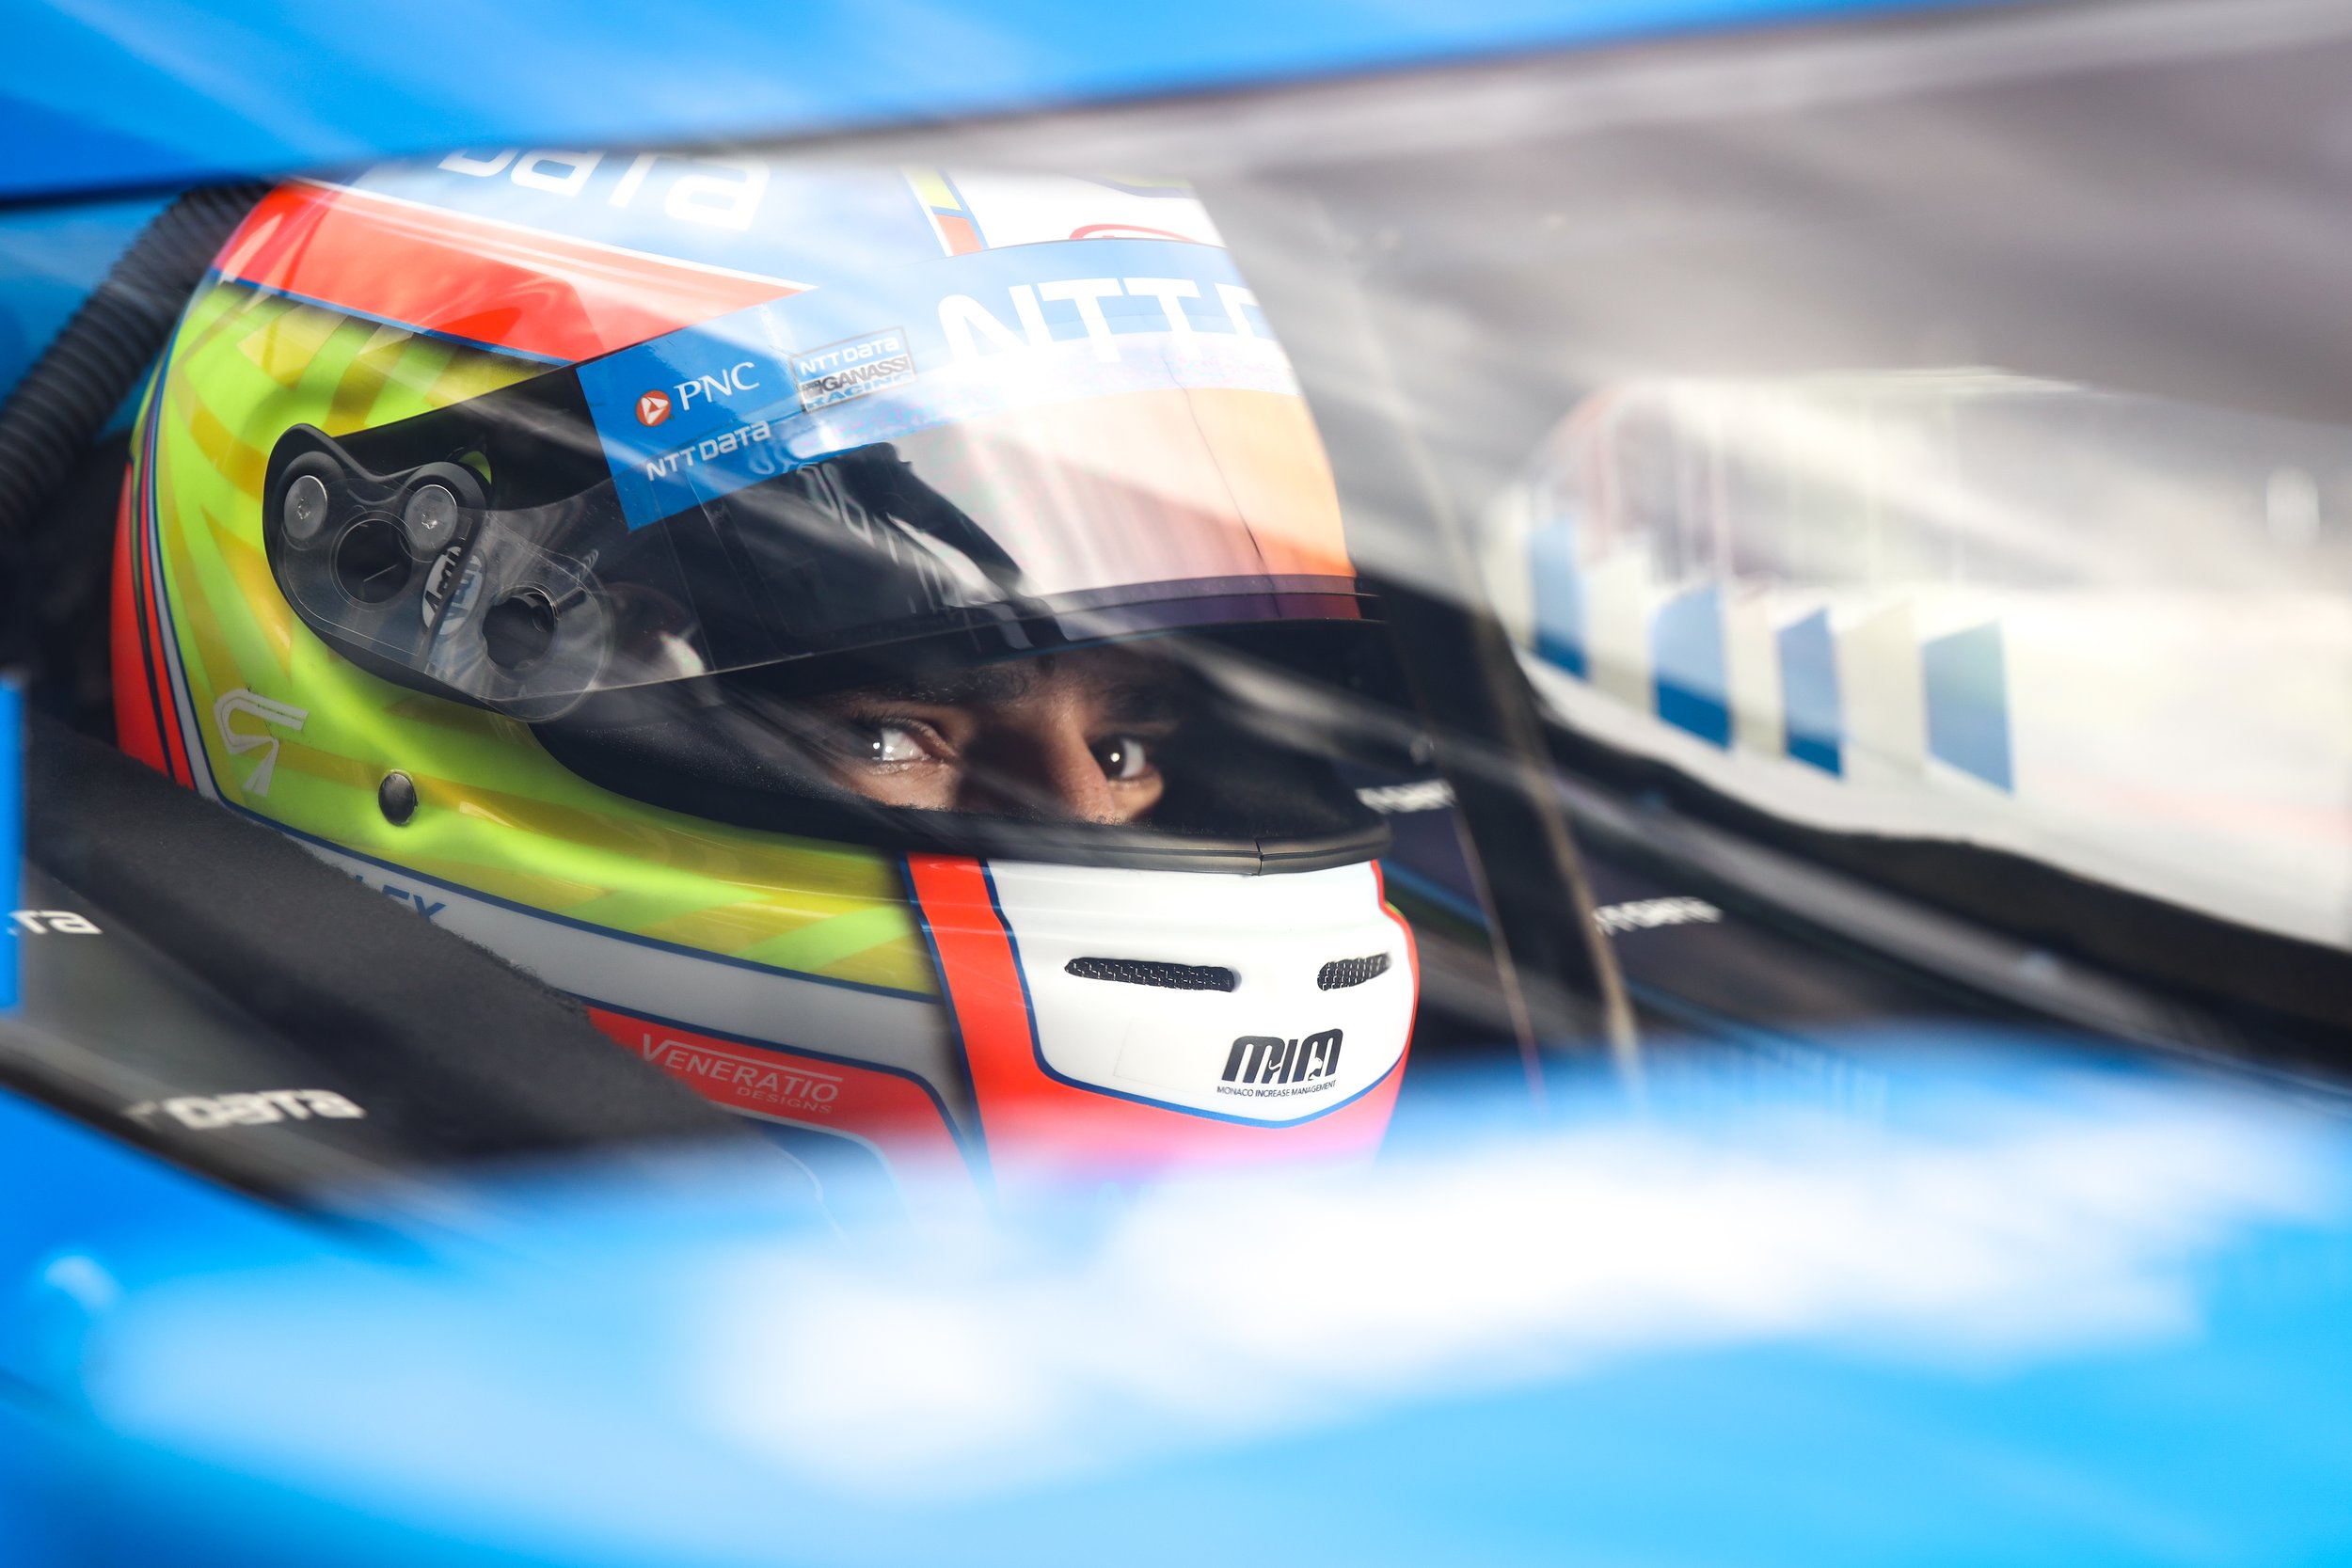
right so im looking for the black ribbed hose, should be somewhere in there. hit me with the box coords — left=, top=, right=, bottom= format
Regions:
left=0, top=182, right=267, bottom=665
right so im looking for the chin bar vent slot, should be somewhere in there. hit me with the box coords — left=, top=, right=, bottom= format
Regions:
left=1317, top=953, right=1391, bottom=990
left=1065, top=957, right=1238, bottom=992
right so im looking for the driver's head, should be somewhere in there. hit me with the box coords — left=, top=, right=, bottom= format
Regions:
left=132, top=163, right=1423, bottom=1201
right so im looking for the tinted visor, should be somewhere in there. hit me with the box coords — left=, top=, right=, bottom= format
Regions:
left=262, top=238, right=1362, bottom=719
left=262, top=241, right=1402, bottom=866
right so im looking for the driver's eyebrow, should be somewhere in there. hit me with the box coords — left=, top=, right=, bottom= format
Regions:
left=833, top=657, right=1191, bottom=718
left=839, top=662, right=1044, bottom=707
left=1092, top=677, right=1188, bottom=723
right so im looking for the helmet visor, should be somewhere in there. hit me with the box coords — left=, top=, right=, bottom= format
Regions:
left=262, top=238, right=1361, bottom=721
left=261, top=236, right=1404, bottom=866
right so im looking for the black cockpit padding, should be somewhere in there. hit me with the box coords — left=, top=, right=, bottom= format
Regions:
left=20, top=714, right=754, bottom=1164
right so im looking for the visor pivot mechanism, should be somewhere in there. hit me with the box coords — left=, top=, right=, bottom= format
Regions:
left=331, top=515, right=412, bottom=604
left=483, top=589, right=559, bottom=672
left=377, top=770, right=419, bottom=826
left=401, top=483, right=460, bottom=552
left=283, top=472, right=328, bottom=543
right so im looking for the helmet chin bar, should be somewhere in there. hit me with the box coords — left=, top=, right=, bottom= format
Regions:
left=263, top=423, right=616, bottom=721
left=899, top=853, right=1417, bottom=1193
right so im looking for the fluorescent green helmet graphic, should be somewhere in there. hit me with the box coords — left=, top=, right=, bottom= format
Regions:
left=122, top=159, right=1421, bottom=1196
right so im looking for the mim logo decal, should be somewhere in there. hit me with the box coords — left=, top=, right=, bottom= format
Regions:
left=1218, top=1028, right=1343, bottom=1099
left=213, top=689, right=308, bottom=797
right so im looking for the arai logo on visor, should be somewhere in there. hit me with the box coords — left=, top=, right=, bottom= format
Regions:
left=636, top=389, right=673, bottom=426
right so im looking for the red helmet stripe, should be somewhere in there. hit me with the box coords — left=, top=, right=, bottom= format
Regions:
left=109, top=465, right=174, bottom=777
left=214, top=182, right=809, bottom=364
left=113, top=435, right=197, bottom=786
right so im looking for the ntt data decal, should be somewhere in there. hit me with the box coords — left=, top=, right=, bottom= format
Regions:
left=574, top=237, right=1281, bottom=530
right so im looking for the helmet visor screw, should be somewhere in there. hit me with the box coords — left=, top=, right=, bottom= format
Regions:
left=284, top=473, right=329, bottom=542
left=402, top=483, right=459, bottom=551
left=378, top=770, right=419, bottom=826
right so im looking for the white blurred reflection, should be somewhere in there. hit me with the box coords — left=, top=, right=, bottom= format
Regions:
left=1482, top=373, right=2352, bottom=946
left=704, top=1065, right=2340, bottom=1496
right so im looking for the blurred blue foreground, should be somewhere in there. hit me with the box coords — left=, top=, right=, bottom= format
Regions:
left=4, top=1037, right=2347, bottom=1566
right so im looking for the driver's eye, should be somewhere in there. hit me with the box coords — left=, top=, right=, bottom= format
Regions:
left=1095, top=735, right=1152, bottom=781
left=865, top=722, right=928, bottom=766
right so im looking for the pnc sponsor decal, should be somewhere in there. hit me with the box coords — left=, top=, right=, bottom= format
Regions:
left=675, top=358, right=763, bottom=413
left=1218, top=1028, right=1344, bottom=1099
left=630, top=362, right=780, bottom=477
left=640, top=359, right=763, bottom=427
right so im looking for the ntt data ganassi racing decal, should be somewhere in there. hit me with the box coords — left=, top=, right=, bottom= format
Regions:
left=792, top=327, right=915, bottom=411
left=574, top=237, right=1288, bottom=530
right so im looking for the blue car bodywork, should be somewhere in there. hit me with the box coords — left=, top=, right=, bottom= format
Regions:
left=5, top=1031, right=2352, bottom=1565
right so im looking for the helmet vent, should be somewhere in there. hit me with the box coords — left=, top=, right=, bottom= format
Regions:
left=1065, top=957, right=1238, bottom=992
left=1316, top=953, right=1391, bottom=990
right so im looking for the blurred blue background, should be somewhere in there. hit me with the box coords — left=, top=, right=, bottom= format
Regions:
left=0, top=0, right=1964, bottom=201
left=0, top=0, right=1974, bottom=393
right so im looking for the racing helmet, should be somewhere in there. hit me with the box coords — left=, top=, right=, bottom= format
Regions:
left=116, top=157, right=1421, bottom=1195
